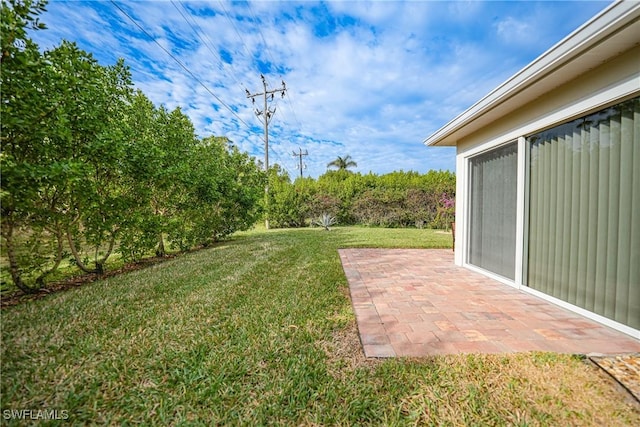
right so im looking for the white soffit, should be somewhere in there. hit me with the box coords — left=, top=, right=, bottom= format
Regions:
left=424, top=1, right=640, bottom=147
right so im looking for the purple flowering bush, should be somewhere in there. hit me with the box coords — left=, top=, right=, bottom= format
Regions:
left=436, top=193, right=455, bottom=230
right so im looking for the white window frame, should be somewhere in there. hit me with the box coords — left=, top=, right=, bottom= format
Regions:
left=456, top=84, right=640, bottom=339
left=462, top=140, right=521, bottom=286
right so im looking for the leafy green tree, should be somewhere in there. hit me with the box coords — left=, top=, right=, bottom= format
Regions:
left=352, top=188, right=406, bottom=227
left=405, top=188, right=436, bottom=228
left=315, top=170, right=364, bottom=224
left=209, top=138, right=265, bottom=237
left=1, top=1, right=137, bottom=287
left=46, top=42, right=134, bottom=274
left=267, top=169, right=455, bottom=230
left=0, top=0, right=68, bottom=292
left=326, top=155, right=357, bottom=171
left=1, top=0, right=47, bottom=64
left=172, top=138, right=225, bottom=249
left=266, top=165, right=300, bottom=228
left=117, top=91, right=163, bottom=261
left=150, top=106, right=199, bottom=253
left=153, top=133, right=265, bottom=248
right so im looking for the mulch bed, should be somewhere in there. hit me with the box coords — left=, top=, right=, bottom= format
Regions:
left=0, top=254, right=177, bottom=308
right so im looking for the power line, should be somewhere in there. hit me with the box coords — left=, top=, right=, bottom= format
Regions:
left=168, top=0, right=274, bottom=163
left=269, top=145, right=295, bottom=177
left=110, top=0, right=253, bottom=132
left=215, top=1, right=295, bottom=158
left=246, top=1, right=277, bottom=70
left=245, top=1, right=304, bottom=133
left=216, top=0, right=305, bottom=158
left=282, top=90, right=304, bottom=131
left=170, top=0, right=246, bottom=94
left=217, top=1, right=293, bottom=145
left=112, top=0, right=297, bottom=175
left=218, top=0, right=256, bottom=71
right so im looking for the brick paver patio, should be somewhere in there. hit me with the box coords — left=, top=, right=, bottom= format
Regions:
left=339, top=248, right=640, bottom=358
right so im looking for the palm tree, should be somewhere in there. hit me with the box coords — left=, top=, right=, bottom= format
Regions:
left=327, top=155, right=357, bottom=171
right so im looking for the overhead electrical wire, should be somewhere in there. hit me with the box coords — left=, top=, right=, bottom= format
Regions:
left=169, top=0, right=282, bottom=172
left=113, top=0, right=289, bottom=174
left=245, top=0, right=304, bottom=132
left=243, top=2, right=306, bottom=177
left=109, top=0, right=254, bottom=133
left=114, top=0, right=294, bottom=175
left=217, top=0, right=256, bottom=72
left=214, top=1, right=295, bottom=176
left=170, top=0, right=247, bottom=95
left=242, top=1, right=305, bottom=177
left=216, top=0, right=291, bottom=174
left=170, top=0, right=286, bottom=170
left=269, top=145, right=296, bottom=177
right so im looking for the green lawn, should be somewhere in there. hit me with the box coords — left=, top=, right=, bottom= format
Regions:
left=1, top=227, right=637, bottom=425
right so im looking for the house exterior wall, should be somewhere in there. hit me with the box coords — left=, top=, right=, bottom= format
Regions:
left=452, top=45, right=640, bottom=338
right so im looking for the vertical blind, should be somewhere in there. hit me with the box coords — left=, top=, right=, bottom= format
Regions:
left=527, top=97, right=639, bottom=329
left=468, top=142, right=518, bottom=280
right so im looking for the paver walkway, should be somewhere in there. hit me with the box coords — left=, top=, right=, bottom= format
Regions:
left=339, top=248, right=640, bottom=358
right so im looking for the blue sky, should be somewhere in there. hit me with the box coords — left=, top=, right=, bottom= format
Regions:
left=29, top=0, right=610, bottom=178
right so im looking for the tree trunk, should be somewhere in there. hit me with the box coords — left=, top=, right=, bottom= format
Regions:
left=93, top=232, right=116, bottom=275
left=66, top=225, right=116, bottom=275
left=153, top=201, right=166, bottom=257
left=1, top=220, right=39, bottom=294
left=35, top=224, right=64, bottom=286
left=66, top=224, right=96, bottom=274
left=96, top=232, right=116, bottom=274
left=156, top=233, right=165, bottom=257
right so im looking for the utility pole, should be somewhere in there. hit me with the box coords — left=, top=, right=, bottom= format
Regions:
left=246, top=74, right=286, bottom=229
left=292, top=147, right=308, bottom=178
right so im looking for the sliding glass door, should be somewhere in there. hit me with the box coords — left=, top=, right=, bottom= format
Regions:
left=527, top=97, right=639, bottom=329
left=468, top=142, right=518, bottom=280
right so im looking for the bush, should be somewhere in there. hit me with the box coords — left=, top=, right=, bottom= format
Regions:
left=266, top=169, right=455, bottom=230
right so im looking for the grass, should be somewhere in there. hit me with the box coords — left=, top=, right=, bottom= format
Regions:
left=1, top=227, right=638, bottom=425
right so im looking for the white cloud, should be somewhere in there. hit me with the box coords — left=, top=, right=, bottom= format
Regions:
left=28, top=0, right=609, bottom=178
left=495, top=16, right=534, bottom=45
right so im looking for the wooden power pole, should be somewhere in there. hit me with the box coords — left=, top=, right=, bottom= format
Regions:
left=246, top=75, right=286, bottom=229
left=292, top=147, right=308, bottom=178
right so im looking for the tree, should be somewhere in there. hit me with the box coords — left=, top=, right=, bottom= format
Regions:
left=174, top=136, right=263, bottom=247
left=0, top=0, right=269, bottom=292
left=1, top=0, right=47, bottom=64
left=327, top=155, right=357, bottom=171
left=47, top=42, right=134, bottom=275
left=352, top=188, right=405, bottom=227
left=0, top=0, right=67, bottom=293
left=213, top=139, right=265, bottom=237
left=141, top=105, right=199, bottom=254
left=117, top=91, right=163, bottom=261
left=267, top=169, right=455, bottom=230
left=265, top=165, right=299, bottom=228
